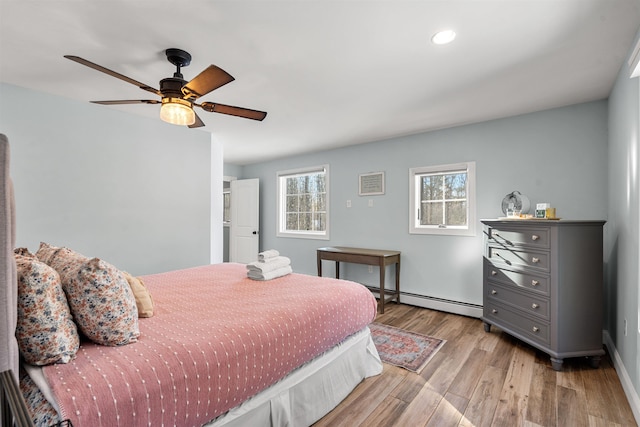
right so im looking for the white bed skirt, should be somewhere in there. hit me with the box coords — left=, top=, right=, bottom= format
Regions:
left=206, top=327, right=382, bottom=427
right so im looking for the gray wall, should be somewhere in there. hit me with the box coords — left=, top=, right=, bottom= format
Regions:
left=0, top=83, right=213, bottom=275
left=608, top=29, right=640, bottom=406
left=241, top=101, right=608, bottom=308
left=224, top=163, right=243, bottom=178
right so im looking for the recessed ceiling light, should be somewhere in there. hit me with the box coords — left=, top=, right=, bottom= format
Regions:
left=431, top=30, right=456, bottom=45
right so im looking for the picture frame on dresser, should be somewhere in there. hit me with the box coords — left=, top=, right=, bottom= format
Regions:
left=481, top=218, right=606, bottom=371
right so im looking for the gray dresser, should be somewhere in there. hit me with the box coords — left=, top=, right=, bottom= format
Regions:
left=481, top=219, right=605, bottom=371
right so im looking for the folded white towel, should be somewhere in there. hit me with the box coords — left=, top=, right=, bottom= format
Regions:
left=248, top=265, right=293, bottom=281
left=247, top=256, right=291, bottom=273
left=258, top=249, right=280, bottom=261
left=259, top=255, right=289, bottom=264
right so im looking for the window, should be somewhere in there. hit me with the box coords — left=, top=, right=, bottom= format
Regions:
left=277, top=165, right=329, bottom=239
left=409, top=162, right=476, bottom=236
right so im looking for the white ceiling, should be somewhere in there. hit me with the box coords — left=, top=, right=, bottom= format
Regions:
left=1, top=1, right=639, bottom=165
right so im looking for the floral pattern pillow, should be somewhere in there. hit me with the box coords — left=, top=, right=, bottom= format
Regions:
left=35, top=241, right=84, bottom=267
left=14, top=247, right=36, bottom=259
left=15, top=254, right=79, bottom=365
left=36, top=242, right=140, bottom=346
left=20, top=368, right=61, bottom=426
left=56, top=258, right=139, bottom=346
left=34, top=241, right=62, bottom=264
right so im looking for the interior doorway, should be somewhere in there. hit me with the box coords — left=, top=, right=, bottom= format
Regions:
left=229, top=178, right=260, bottom=263
left=222, top=176, right=235, bottom=262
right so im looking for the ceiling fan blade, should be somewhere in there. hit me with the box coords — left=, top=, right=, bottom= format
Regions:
left=65, top=55, right=162, bottom=97
left=188, top=112, right=206, bottom=129
left=91, top=100, right=161, bottom=105
left=182, top=65, right=235, bottom=99
left=199, top=102, right=267, bottom=121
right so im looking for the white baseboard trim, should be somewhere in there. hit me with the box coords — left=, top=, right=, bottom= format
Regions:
left=603, top=330, right=640, bottom=425
left=396, top=293, right=483, bottom=318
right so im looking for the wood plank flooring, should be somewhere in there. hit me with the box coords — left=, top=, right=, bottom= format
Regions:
left=314, top=303, right=637, bottom=427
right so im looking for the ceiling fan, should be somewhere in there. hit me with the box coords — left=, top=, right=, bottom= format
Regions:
left=64, top=48, right=267, bottom=128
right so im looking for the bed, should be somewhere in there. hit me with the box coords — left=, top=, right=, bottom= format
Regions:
left=0, top=133, right=382, bottom=427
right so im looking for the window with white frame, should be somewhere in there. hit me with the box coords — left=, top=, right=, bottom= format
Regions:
left=409, top=162, right=476, bottom=236
left=277, top=165, right=329, bottom=239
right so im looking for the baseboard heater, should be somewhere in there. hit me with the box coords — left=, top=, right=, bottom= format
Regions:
left=369, top=290, right=483, bottom=318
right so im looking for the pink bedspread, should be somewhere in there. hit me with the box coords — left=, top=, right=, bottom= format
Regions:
left=41, top=263, right=377, bottom=427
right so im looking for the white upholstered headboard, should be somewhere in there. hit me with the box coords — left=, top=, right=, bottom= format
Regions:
left=0, top=133, right=19, bottom=382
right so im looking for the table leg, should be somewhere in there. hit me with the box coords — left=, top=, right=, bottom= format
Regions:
left=395, top=258, right=400, bottom=304
left=317, top=254, right=322, bottom=277
left=379, top=261, right=386, bottom=314
left=335, top=261, right=340, bottom=279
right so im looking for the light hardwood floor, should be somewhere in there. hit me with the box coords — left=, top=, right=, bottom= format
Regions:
left=314, top=303, right=637, bottom=427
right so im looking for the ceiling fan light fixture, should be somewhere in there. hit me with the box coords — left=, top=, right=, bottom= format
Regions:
left=160, top=97, right=195, bottom=126
left=431, top=29, right=456, bottom=45
left=65, top=50, right=267, bottom=128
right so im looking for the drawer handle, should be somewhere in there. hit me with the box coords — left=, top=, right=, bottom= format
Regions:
left=531, top=303, right=539, bottom=309
left=531, top=234, right=539, bottom=241
left=491, top=270, right=498, bottom=276
left=496, top=253, right=512, bottom=265
left=532, top=326, right=540, bottom=333
left=491, top=289, right=497, bottom=295
left=531, top=257, right=540, bottom=263
left=531, top=280, right=539, bottom=286
left=492, top=232, right=513, bottom=245
left=492, top=309, right=498, bottom=314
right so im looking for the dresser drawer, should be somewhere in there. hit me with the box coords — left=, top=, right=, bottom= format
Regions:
left=485, top=282, right=549, bottom=320
left=487, top=225, right=550, bottom=249
left=484, top=301, right=550, bottom=346
left=487, top=246, right=550, bottom=272
left=484, top=261, right=550, bottom=295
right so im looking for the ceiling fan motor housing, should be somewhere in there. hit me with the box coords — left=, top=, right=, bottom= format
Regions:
left=160, top=77, right=187, bottom=99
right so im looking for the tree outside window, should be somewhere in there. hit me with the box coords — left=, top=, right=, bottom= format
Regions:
left=410, top=162, right=476, bottom=236
left=278, top=165, right=329, bottom=239
left=419, top=172, right=467, bottom=226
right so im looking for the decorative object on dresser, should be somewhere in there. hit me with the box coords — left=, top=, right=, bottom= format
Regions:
left=481, top=219, right=606, bottom=371
left=501, top=190, right=531, bottom=216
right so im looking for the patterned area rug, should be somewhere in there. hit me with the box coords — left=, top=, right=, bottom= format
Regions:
left=369, top=322, right=446, bottom=374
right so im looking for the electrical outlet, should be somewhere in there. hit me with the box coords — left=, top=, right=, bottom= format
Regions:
left=625, top=318, right=628, bottom=336
left=368, top=266, right=373, bottom=273
left=368, top=199, right=374, bottom=207
left=346, top=199, right=351, bottom=208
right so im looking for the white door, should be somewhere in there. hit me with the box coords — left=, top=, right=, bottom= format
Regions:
left=230, top=178, right=259, bottom=263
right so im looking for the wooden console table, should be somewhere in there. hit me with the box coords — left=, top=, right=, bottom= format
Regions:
left=317, top=246, right=401, bottom=313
